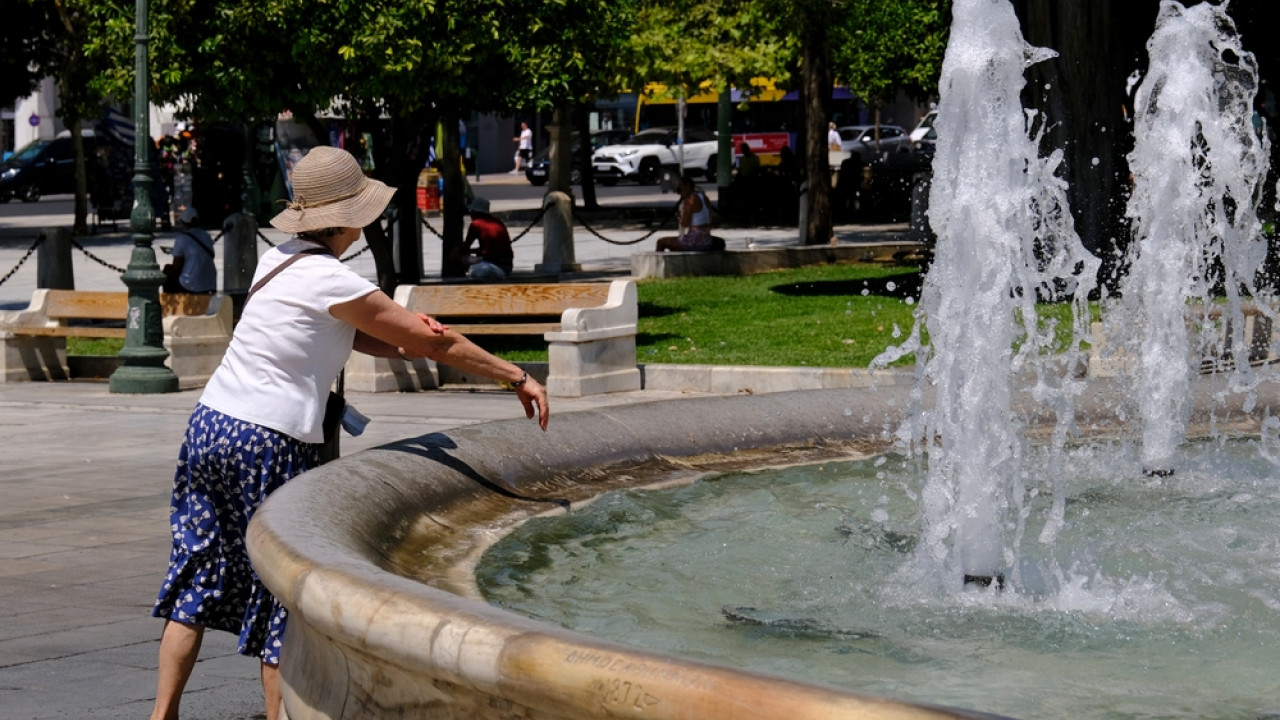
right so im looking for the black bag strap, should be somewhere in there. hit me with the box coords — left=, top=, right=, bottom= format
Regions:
left=246, top=245, right=332, bottom=302
left=179, top=231, right=215, bottom=259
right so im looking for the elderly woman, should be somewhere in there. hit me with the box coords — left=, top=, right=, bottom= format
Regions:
left=148, top=146, right=549, bottom=720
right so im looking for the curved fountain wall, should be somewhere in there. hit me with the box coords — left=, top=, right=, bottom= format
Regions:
left=248, top=378, right=1278, bottom=720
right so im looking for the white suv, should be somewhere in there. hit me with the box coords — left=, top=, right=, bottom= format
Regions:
left=591, top=126, right=718, bottom=185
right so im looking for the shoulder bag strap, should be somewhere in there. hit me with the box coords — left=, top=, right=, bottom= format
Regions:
left=179, top=231, right=216, bottom=259
left=245, top=245, right=332, bottom=303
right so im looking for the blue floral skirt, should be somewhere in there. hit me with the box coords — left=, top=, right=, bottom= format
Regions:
left=152, top=403, right=319, bottom=664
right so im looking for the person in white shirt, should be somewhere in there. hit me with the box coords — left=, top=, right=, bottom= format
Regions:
left=148, top=146, right=548, bottom=720
left=511, top=121, right=533, bottom=172
left=827, top=121, right=842, bottom=151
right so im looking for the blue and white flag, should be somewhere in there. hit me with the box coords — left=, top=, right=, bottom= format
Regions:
left=102, top=105, right=135, bottom=145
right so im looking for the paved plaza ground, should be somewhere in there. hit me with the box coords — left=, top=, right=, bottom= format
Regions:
left=0, top=177, right=907, bottom=718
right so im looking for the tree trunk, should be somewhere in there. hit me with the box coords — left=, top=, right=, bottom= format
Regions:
left=575, top=104, right=599, bottom=209
left=549, top=105, right=573, bottom=195
left=440, top=109, right=469, bottom=278
left=69, top=116, right=88, bottom=235
left=1014, top=0, right=1155, bottom=290
left=377, top=112, right=428, bottom=292
left=800, top=5, right=834, bottom=245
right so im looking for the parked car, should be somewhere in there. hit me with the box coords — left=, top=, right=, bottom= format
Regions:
left=0, top=132, right=97, bottom=203
left=837, top=124, right=911, bottom=163
left=591, top=126, right=718, bottom=185
left=909, top=110, right=937, bottom=143
left=914, top=125, right=938, bottom=159
left=526, top=128, right=633, bottom=186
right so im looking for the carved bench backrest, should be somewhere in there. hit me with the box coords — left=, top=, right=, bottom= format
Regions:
left=42, top=290, right=212, bottom=322
left=401, top=283, right=611, bottom=318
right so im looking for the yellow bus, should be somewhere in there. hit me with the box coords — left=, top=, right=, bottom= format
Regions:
left=635, top=80, right=861, bottom=165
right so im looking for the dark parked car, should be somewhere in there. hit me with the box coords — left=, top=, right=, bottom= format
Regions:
left=526, top=129, right=633, bottom=186
left=0, top=133, right=97, bottom=203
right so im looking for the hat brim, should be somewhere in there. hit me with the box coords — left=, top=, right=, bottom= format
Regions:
left=270, top=178, right=396, bottom=234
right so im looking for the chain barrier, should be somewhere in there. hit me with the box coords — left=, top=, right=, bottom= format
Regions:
left=421, top=215, right=444, bottom=240
left=0, top=234, right=45, bottom=288
left=510, top=204, right=549, bottom=243
left=69, top=237, right=126, bottom=273
left=256, top=229, right=277, bottom=248
left=577, top=213, right=671, bottom=246
left=338, top=244, right=371, bottom=263
left=576, top=201, right=680, bottom=246
left=420, top=203, right=549, bottom=243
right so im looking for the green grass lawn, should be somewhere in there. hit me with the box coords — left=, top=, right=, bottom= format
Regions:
left=474, top=264, right=927, bottom=367
left=71, top=265, right=1092, bottom=370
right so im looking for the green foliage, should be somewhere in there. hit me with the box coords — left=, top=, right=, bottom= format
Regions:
left=832, top=0, right=950, bottom=107
left=0, top=2, right=54, bottom=106
left=13, top=0, right=133, bottom=124
left=149, top=0, right=637, bottom=124
left=623, top=0, right=795, bottom=99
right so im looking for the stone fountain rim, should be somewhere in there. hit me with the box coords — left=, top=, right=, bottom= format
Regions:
left=248, top=377, right=1279, bottom=720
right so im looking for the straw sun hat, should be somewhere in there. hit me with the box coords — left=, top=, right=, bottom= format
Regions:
left=270, top=146, right=395, bottom=234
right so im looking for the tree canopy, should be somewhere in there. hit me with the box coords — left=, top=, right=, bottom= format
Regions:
left=832, top=0, right=950, bottom=109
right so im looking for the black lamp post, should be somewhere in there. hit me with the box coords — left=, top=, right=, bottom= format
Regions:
left=109, top=0, right=178, bottom=394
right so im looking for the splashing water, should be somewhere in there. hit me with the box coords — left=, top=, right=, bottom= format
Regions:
left=1112, top=0, right=1272, bottom=474
left=874, top=0, right=1099, bottom=587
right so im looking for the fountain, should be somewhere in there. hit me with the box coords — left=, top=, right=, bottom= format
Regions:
left=1109, top=0, right=1274, bottom=475
left=246, top=1, right=1280, bottom=719
left=869, top=0, right=1099, bottom=588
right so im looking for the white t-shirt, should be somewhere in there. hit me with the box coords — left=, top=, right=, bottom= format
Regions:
left=519, top=127, right=533, bottom=151
left=827, top=127, right=842, bottom=147
left=200, top=238, right=378, bottom=443
left=172, top=228, right=217, bottom=292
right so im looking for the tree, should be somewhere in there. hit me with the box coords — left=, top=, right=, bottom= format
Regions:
left=143, top=0, right=632, bottom=283
left=288, top=0, right=634, bottom=277
left=16, top=0, right=134, bottom=235
left=833, top=0, right=949, bottom=132
left=777, top=0, right=840, bottom=245
left=0, top=3, right=53, bottom=108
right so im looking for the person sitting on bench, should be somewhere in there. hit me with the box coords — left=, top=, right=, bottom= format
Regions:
left=162, top=207, right=217, bottom=294
left=656, top=176, right=718, bottom=252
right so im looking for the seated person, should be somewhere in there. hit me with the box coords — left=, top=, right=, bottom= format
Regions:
left=161, top=207, right=217, bottom=294
left=656, top=177, right=717, bottom=252
left=736, top=142, right=761, bottom=179
left=464, top=196, right=514, bottom=279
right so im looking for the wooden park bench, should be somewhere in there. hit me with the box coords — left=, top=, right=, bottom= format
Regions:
left=0, top=289, right=232, bottom=388
left=343, top=280, right=641, bottom=397
left=1088, top=301, right=1278, bottom=378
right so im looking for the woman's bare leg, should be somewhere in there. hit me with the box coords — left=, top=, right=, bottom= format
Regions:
left=150, top=620, right=204, bottom=720
left=262, top=662, right=282, bottom=720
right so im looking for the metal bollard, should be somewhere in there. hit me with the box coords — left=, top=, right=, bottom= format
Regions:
left=36, top=227, right=74, bottom=290
left=221, top=212, right=259, bottom=320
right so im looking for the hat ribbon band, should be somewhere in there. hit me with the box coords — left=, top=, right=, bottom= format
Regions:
left=284, top=186, right=365, bottom=213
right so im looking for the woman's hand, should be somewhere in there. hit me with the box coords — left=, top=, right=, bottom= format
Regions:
left=418, top=313, right=449, bottom=334
left=514, top=374, right=550, bottom=431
